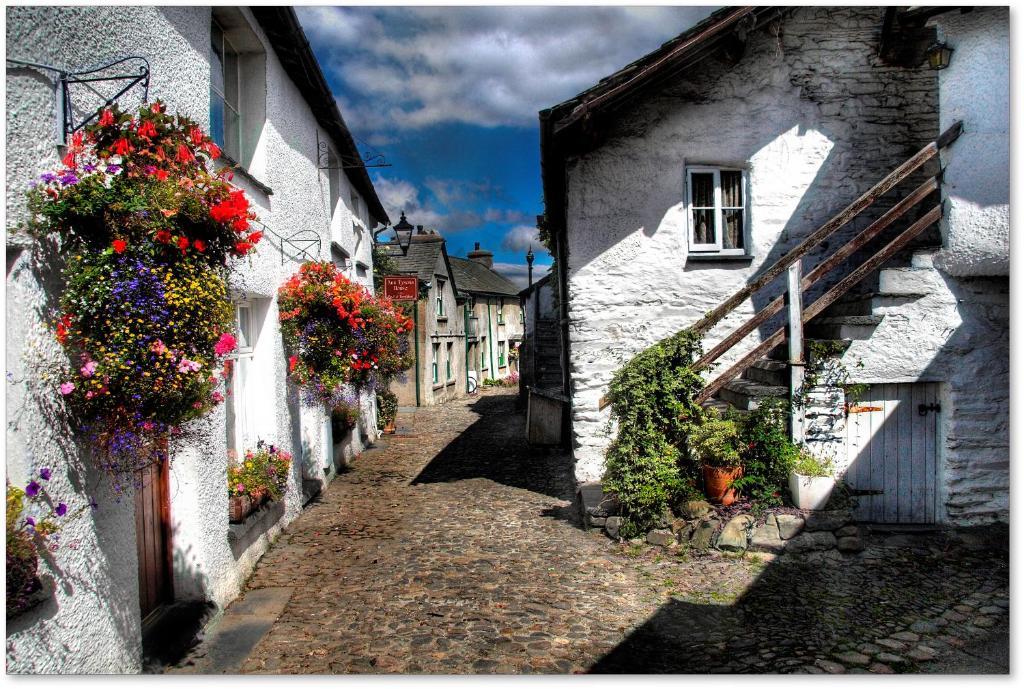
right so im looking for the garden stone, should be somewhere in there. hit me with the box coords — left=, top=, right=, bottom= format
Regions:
left=677, top=500, right=712, bottom=520
left=834, top=651, right=870, bottom=666
left=906, top=645, right=938, bottom=662
left=836, top=536, right=864, bottom=553
left=670, top=519, right=693, bottom=540
left=646, top=529, right=675, bottom=547
left=835, top=525, right=860, bottom=537
left=659, top=507, right=674, bottom=528
left=604, top=517, right=622, bottom=539
left=587, top=515, right=606, bottom=528
left=786, top=531, right=836, bottom=553
left=748, top=525, right=785, bottom=554
left=690, top=519, right=720, bottom=551
left=716, top=515, right=753, bottom=552
left=775, top=514, right=805, bottom=539
left=804, top=510, right=852, bottom=531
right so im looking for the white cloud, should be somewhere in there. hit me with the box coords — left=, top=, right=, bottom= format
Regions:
left=502, top=224, right=541, bottom=253
left=372, top=174, right=527, bottom=234
left=492, top=261, right=552, bottom=290
left=298, top=5, right=718, bottom=131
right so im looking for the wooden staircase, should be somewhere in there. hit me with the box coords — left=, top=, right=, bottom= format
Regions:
left=691, top=123, right=962, bottom=422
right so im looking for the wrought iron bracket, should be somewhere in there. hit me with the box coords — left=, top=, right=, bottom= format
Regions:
left=315, top=130, right=391, bottom=171
left=6, top=55, right=150, bottom=143
left=250, top=219, right=322, bottom=264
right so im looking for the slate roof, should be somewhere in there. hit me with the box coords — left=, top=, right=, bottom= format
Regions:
left=381, top=235, right=448, bottom=283
left=449, top=257, right=520, bottom=298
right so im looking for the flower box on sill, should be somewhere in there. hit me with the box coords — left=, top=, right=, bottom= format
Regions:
left=227, top=498, right=285, bottom=544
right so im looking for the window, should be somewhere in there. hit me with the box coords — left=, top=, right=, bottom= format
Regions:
left=327, top=148, right=341, bottom=219
left=446, top=342, right=453, bottom=381
left=481, top=337, right=488, bottom=371
left=209, top=9, right=266, bottom=171
left=432, top=343, right=439, bottom=384
left=686, top=166, right=747, bottom=255
left=226, top=302, right=256, bottom=460
left=331, top=243, right=350, bottom=273
left=498, top=340, right=506, bottom=368
left=436, top=280, right=446, bottom=318
left=497, top=299, right=505, bottom=325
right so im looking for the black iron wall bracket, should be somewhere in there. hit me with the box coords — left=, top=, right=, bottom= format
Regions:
left=315, top=130, right=391, bottom=171
left=250, top=219, right=322, bottom=265
left=6, top=55, right=150, bottom=143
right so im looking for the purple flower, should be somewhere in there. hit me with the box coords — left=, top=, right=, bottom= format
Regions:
left=55, top=503, right=68, bottom=517
left=25, top=480, right=41, bottom=497
left=89, top=498, right=99, bottom=511
left=59, top=172, right=79, bottom=186
left=40, top=172, right=57, bottom=183
left=25, top=517, right=36, bottom=527
left=39, top=467, right=52, bottom=481
left=105, top=164, right=121, bottom=174
left=83, top=163, right=97, bottom=173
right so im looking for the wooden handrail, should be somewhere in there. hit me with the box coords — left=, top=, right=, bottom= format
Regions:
left=689, top=121, right=961, bottom=337
left=695, top=204, right=943, bottom=403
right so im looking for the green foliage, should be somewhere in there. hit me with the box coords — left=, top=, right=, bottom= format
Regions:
left=732, top=397, right=799, bottom=508
left=371, top=244, right=400, bottom=292
left=602, top=330, right=705, bottom=539
left=376, top=389, right=398, bottom=427
left=686, top=408, right=744, bottom=468
left=792, top=447, right=834, bottom=477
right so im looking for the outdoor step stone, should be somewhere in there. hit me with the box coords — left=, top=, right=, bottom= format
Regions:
left=775, top=514, right=805, bottom=539
left=677, top=500, right=712, bottom=520
left=749, top=525, right=786, bottom=554
left=786, top=531, right=837, bottom=553
left=604, top=516, right=622, bottom=540
left=690, top=519, right=720, bottom=551
left=717, top=515, right=753, bottom=552
left=646, top=529, right=675, bottom=547
left=803, top=510, right=852, bottom=531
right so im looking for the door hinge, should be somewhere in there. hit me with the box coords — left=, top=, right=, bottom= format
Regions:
left=918, top=403, right=941, bottom=416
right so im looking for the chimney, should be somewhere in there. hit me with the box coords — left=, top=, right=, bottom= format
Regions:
left=416, top=224, right=426, bottom=235
left=467, top=242, right=493, bottom=269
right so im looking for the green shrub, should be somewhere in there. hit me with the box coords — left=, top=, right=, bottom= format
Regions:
left=733, top=397, right=799, bottom=506
left=602, top=330, right=705, bottom=538
left=792, top=447, right=833, bottom=477
left=686, top=408, right=744, bottom=468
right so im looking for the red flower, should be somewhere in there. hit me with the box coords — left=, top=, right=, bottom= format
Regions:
left=137, top=120, right=158, bottom=139
left=98, top=109, right=115, bottom=127
left=193, top=239, right=207, bottom=253
left=55, top=315, right=72, bottom=344
left=288, top=355, right=298, bottom=372
left=154, top=169, right=169, bottom=182
left=189, top=127, right=204, bottom=145
left=151, top=102, right=164, bottom=114
left=247, top=231, right=263, bottom=244
left=202, top=141, right=221, bottom=159
left=214, top=333, right=238, bottom=357
left=62, top=149, right=78, bottom=169
left=177, top=236, right=190, bottom=251
left=175, top=144, right=195, bottom=164
left=234, top=240, right=253, bottom=255
left=112, top=239, right=127, bottom=254
left=155, top=230, right=172, bottom=244
left=110, top=138, right=132, bottom=156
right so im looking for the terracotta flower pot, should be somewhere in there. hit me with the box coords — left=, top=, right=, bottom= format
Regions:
left=383, top=421, right=396, bottom=434
left=228, top=495, right=252, bottom=523
left=703, top=465, right=743, bottom=506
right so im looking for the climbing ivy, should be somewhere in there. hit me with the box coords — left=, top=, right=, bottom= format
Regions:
left=602, top=329, right=705, bottom=539
left=793, top=339, right=868, bottom=409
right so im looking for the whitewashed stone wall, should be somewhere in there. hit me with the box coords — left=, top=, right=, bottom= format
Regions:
left=6, top=5, right=378, bottom=673
left=564, top=6, right=938, bottom=483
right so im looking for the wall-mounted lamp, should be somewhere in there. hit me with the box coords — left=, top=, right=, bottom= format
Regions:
left=926, top=41, right=953, bottom=70
left=393, top=211, right=414, bottom=255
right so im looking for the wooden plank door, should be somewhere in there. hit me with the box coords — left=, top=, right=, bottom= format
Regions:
left=844, top=383, right=939, bottom=523
left=135, top=443, right=173, bottom=622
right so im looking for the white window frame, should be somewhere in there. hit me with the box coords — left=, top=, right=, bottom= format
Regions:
left=435, top=280, right=446, bottom=318
left=210, top=17, right=242, bottom=163
left=685, top=166, right=748, bottom=256
left=431, top=342, right=439, bottom=384
left=446, top=342, right=454, bottom=382
left=226, top=301, right=256, bottom=459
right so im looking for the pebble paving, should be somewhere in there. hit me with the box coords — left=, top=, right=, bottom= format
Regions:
left=174, top=389, right=1009, bottom=674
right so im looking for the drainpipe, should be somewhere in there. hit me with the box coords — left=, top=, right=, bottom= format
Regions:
left=464, top=302, right=470, bottom=393
left=413, top=296, right=421, bottom=407
left=486, top=299, right=495, bottom=380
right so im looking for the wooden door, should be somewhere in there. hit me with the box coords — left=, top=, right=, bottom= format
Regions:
left=135, top=444, right=173, bottom=622
left=844, top=383, right=940, bottom=523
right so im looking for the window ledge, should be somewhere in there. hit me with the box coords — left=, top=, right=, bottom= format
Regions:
left=432, top=382, right=445, bottom=391
left=686, top=253, right=755, bottom=263
left=219, top=154, right=273, bottom=197
left=436, top=316, right=448, bottom=323
left=227, top=499, right=285, bottom=544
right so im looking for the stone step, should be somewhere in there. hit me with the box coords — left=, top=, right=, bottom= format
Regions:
left=717, top=378, right=788, bottom=411
left=805, top=314, right=884, bottom=340
left=877, top=266, right=940, bottom=295
left=822, top=291, right=929, bottom=317
left=743, top=358, right=789, bottom=386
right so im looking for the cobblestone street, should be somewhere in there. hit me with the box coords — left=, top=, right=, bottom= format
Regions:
left=173, top=389, right=1009, bottom=674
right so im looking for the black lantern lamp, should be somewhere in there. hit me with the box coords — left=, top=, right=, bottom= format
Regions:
left=393, top=211, right=414, bottom=255
left=526, top=245, right=535, bottom=288
left=926, top=41, right=953, bottom=70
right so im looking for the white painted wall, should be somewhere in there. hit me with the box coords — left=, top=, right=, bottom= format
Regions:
left=6, top=5, right=379, bottom=672
left=930, top=7, right=1009, bottom=277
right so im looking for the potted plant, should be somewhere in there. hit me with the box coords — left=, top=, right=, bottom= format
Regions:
left=227, top=441, right=292, bottom=522
left=688, top=410, right=745, bottom=506
left=331, top=397, right=360, bottom=438
left=377, top=389, right=398, bottom=434
left=788, top=448, right=835, bottom=510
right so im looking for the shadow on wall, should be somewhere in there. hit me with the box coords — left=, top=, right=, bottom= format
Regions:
left=411, top=392, right=576, bottom=508
left=588, top=524, right=1008, bottom=673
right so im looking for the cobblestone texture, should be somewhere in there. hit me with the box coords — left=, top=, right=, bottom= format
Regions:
left=173, top=390, right=1009, bottom=674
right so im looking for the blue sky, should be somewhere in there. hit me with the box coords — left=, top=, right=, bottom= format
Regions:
left=297, top=5, right=716, bottom=287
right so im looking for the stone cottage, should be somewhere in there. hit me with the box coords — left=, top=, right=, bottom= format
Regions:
left=539, top=6, right=1008, bottom=526
left=382, top=227, right=467, bottom=407
left=6, top=5, right=388, bottom=672
left=450, top=243, right=524, bottom=388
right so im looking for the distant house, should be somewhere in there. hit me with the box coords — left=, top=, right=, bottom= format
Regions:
left=540, top=6, right=1008, bottom=526
left=450, top=243, right=524, bottom=388
left=382, top=227, right=466, bottom=407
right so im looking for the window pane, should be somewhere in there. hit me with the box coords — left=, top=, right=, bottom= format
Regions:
left=721, top=170, right=743, bottom=208
left=692, top=208, right=716, bottom=245
left=723, top=209, right=744, bottom=250
left=237, top=306, right=251, bottom=350
left=691, top=172, right=714, bottom=207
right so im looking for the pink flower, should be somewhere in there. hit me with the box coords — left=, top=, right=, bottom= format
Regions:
left=236, top=483, right=246, bottom=493
left=59, top=382, right=75, bottom=395
left=151, top=339, right=167, bottom=355
left=211, top=391, right=225, bottom=403
left=177, top=358, right=202, bottom=373
left=85, top=391, right=95, bottom=399
left=80, top=360, right=98, bottom=377
left=214, top=333, right=237, bottom=357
